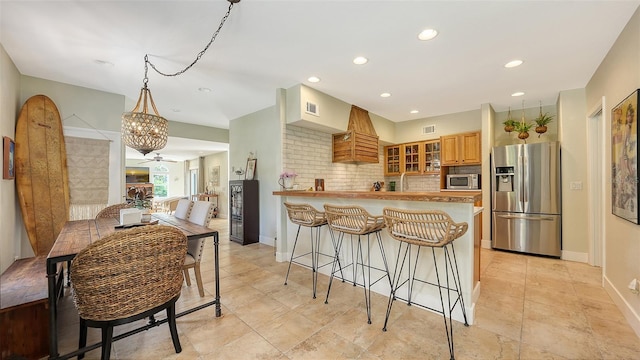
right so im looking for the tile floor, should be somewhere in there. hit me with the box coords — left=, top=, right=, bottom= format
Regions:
left=53, top=218, right=640, bottom=359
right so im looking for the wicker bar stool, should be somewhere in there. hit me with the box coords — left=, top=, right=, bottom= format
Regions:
left=283, top=202, right=336, bottom=298
left=323, top=204, right=392, bottom=324
left=382, top=207, right=469, bottom=360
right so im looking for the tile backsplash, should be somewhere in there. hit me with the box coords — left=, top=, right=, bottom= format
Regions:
left=283, top=125, right=384, bottom=191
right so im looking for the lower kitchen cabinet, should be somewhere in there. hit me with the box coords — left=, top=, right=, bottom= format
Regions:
left=229, top=180, right=259, bottom=245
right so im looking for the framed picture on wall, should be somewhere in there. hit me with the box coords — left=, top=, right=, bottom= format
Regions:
left=611, top=89, right=638, bottom=224
left=245, top=158, right=257, bottom=180
left=3, top=136, right=15, bottom=180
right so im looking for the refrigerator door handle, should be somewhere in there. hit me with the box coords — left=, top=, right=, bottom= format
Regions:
left=497, top=214, right=555, bottom=221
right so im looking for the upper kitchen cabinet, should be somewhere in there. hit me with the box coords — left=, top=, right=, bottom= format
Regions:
left=384, top=145, right=401, bottom=176
left=423, top=140, right=441, bottom=174
left=441, top=131, right=481, bottom=166
left=402, top=142, right=422, bottom=174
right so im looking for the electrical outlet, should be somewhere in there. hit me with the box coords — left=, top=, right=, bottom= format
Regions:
left=570, top=181, right=583, bottom=190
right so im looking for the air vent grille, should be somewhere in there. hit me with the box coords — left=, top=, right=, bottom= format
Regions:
left=305, top=101, right=319, bottom=116
left=422, top=125, right=436, bottom=134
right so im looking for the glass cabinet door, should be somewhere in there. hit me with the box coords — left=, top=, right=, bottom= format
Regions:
left=403, top=143, right=421, bottom=174
left=424, top=140, right=441, bottom=173
left=230, top=183, right=243, bottom=240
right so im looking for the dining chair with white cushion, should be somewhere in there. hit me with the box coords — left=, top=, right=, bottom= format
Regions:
left=183, top=201, right=216, bottom=297
left=173, top=199, right=193, bottom=220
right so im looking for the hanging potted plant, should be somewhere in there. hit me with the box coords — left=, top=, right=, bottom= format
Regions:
left=503, top=107, right=516, bottom=133
left=534, top=105, right=554, bottom=136
left=503, top=119, right=517, bottom=133
left=514, top=121, right=533, bottom=141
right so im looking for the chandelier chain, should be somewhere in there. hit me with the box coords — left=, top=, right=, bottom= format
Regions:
left=144, top=1, right=235, bottom=79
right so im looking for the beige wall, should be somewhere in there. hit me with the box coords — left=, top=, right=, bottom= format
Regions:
left=586, top=6, right=640, bottom=333
left=394, top=109, right=481, bottom=144
left=229, top=106, right=280, bottom=245
left=287, top=84, right=396, bottom=143
left=0, top=43, right=22, bottom=273
left=557, top=89, right=588, bottom=255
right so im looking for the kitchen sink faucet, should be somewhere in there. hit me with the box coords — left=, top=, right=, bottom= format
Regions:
left=400, top=172, right=407, bottom=192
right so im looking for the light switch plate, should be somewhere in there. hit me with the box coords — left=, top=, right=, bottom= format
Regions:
left=570, top=181, right=583, bottom=190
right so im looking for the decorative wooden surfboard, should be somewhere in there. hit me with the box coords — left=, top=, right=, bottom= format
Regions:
left=15, top=95, right=69, bottom=256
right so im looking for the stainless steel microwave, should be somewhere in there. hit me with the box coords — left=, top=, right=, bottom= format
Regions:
left=446, top=174, right=480, bottom=190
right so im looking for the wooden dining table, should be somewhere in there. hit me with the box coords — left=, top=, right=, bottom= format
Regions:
left=46, top=213, right=221, bottom=360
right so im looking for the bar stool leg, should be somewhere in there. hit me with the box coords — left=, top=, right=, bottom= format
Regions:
left=447, top=245, right=469, bottom=326
left=324, top=230, right=345, bottom=304
left=284, top=225, right=302, bottom=286
left=383, top=241, right=410, bottom=331
left=310, top=226, right=317, bottom=299
left=431, top=247, right=455, bottom=360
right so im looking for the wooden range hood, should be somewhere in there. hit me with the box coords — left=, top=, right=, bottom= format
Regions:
left=332, top=105, right=379, bottom=164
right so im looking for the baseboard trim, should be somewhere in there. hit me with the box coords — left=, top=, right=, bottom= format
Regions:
left=260, top=235, right=275, bottom=247
left=561, top=250, right=588, bottom=263
left=481, top=239, right=491, bottom=249
left=604, top=275, right=640, bottom=338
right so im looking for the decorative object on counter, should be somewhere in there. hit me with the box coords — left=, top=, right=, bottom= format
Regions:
left=611, top=89, right=638, bottom=224
left=534, top=101, right=554, bottom=137
left=121, top=0, right=240, bottom=155
left=315, top=178, right=325, bottom=191
left=389, top=181, right=396, bottom=192
left=245, top=158, right=257, bottom=180
left=502, top=107, right=516, bottom=133
left=279, top=170, right=297, bottom=190
left=371, top=181, right=385, bottom=191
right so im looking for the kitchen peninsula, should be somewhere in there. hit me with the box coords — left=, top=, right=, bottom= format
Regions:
left=273, top=190, right=482, bottom=324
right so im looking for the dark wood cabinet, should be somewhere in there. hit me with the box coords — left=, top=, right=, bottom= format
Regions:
left=229, top=180, right=259, bottom=245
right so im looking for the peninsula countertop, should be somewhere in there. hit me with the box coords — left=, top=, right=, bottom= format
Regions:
left=272, top=190, right=482, bottom=203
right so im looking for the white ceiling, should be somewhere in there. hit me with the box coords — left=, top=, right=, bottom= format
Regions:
left=2, top=0, right=639, bottom=160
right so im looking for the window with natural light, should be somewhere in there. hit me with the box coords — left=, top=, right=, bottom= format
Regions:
left=152, top=165, right=169, bottom=198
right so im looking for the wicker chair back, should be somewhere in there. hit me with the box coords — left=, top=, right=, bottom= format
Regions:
left=95, top=203, right=133, bottom=219
left=382, top=208, right=468, bottom=247
left=70, top=225, right=187, bottom=321
left=283, top=202, right=327, bottom=227
left=323, top=204, right=385, bottom=235
left=174, top=199, right=193, bottom=220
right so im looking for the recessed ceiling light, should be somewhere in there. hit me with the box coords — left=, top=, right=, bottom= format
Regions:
left=380, top=92, right=391, bottom=98
left=353, top=56, right=368, bottom=65
left=198, top=87, right=212, bottom=93
left=308, top=76, right=320, bottom=83
left=505, top=60, right=524, bottom=68
left=171, top=108, right=181, bottom=112
left=417, top=29, right=438, bottom=41
left=511, top=92, right=525, bottom=97
left=410, top=110, right=419, bottom=114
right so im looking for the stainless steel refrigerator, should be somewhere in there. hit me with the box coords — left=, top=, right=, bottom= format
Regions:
left=491, top=142, right=561, bottom=257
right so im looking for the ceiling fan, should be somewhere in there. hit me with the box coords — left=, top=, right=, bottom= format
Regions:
left=138, top=153, right=177, bottom=164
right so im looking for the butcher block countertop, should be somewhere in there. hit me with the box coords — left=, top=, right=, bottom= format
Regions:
left=272, top=190, right=482, bottom=203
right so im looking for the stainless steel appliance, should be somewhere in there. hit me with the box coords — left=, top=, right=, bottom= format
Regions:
left=491, top=142, right=561, bottom=257
left=446, top=174, right=480, bottom=190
